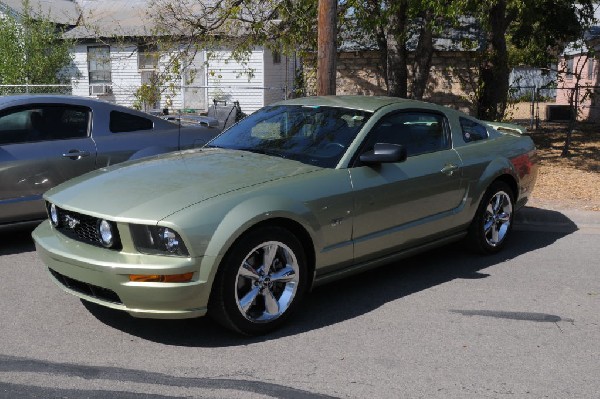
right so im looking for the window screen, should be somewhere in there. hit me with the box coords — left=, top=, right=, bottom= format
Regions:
left=88, top=46, right=112, bottom=84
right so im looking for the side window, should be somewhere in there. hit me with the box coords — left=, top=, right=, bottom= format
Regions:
left=460, top=117, right=489, bottom=142
left=364, top=111, right=449, bottom=157
left=0, top=105, right=90, bottom=145
left=109, top=111, right=153, bottom=133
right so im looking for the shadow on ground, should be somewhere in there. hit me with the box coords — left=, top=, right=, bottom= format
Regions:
left=0, top=226, right=37, bottom=255
left=82, top=207, right=578, bottom=346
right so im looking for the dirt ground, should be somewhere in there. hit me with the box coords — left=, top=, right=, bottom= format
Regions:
left=523, top=121, right=600, bottom=211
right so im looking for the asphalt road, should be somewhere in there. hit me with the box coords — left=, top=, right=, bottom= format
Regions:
left=1, top=206, right=599, bottom=398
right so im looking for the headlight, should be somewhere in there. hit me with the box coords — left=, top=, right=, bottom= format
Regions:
left=130, top=224, right=189, bottom=256
left=48, top=203, right=59, bottom=227
left=98, top=219, right=115, bottom=248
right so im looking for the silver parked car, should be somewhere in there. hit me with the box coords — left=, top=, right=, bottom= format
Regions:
left=0, top=95, right=219, bottom=229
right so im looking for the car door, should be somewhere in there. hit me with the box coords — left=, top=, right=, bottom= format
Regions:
left=0, top=104, right=96, bottom=224
left=349, top=110, right=465, bottom=262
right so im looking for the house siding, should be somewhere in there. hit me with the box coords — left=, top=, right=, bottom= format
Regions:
left=70, top=43, right=294, bottom=114
left=557, top=53, right=600, bottom=122
left=206, top=48, right=266, bottom=114
left=72, top=43, right=142, bottom=107
left=262, top=48, right=296, bottom=106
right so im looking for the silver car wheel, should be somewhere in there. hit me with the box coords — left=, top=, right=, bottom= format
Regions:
left=483, top=190, right=513, bottom=247
left=234, top=241, right=300, bottom=323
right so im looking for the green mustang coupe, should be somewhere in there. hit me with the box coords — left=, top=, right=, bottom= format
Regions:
left=33, top=96, right=538, bottom=335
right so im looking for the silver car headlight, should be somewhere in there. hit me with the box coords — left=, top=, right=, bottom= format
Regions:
left=130, top=224, right=189, bottom=256
left=98, top=219, right=116, bottom=248
left=48, top=203, right=60, bottom=227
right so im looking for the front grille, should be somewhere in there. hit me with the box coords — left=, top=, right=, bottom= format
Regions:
left=50, top=204, right=122, bottom=250
left=49, top=268, right=123, bottom=304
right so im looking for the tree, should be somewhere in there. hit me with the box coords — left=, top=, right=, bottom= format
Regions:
left=473, top=0, right=595, bottom=121
left=349, top=0, right=468, bottom=99
left=0, top=1, right=74, bottom=86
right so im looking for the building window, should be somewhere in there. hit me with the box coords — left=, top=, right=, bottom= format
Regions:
left=138, top=44, right=159, bottom=70
left=565, top=57, right=574, bottom=80
left=88, top=46, right=111, bottom=84
left=588, top=57, right=594, bottom=80
left=272, top=50, right=281, bottom=64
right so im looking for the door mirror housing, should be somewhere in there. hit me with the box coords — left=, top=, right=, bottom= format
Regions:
left=359, top=143, right=407, bottom=165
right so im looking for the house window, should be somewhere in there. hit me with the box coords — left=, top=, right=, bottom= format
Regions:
left=88, top=46, right=111, bottom=84
left=138, top=44, right=159, bottom=70
left=273, top=50, right=281, bottom=64
left=588, top=58, right=594, bottom=80
left=565, top=57, right=574, bottom=80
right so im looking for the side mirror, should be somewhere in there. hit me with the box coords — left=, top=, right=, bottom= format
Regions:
left=359, top=143, right=407, bottom=165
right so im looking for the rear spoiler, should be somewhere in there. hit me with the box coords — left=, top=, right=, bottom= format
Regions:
left=485, top=121, right=527, bottom=135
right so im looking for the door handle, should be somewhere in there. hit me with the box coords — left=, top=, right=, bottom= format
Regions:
left=440, top=163, right=459, bottom=176
left=62, top=150, right=91, bottom=160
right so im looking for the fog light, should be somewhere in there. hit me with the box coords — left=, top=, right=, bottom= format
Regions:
left=98, top=219, right=114, bottom=247
left=129, top=272, right=194, bottom=283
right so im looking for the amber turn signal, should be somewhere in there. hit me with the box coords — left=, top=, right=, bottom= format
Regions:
left=129, top=272, right=194, bottom=283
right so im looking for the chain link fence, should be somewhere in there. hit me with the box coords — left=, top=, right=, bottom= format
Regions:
left=0, top=84, right=72, bottom=96
left=507, top=85, right=600, bottom=129
left=0, top=84, right=296, bottom=117
left=8, top=83, right=597, bottom=129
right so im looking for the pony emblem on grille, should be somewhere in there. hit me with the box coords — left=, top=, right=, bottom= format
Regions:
left=64, top=215, right=80, bottom=229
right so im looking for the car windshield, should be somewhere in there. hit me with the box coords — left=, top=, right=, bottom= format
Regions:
left=207, top=105, right=373, bottom=168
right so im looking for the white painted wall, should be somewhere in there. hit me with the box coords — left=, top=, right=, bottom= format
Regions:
left=205, top=48, right=265, bottom=114
left=263, top=48, right=296, bottom=106
left=70, top=43, right=295, bottom=114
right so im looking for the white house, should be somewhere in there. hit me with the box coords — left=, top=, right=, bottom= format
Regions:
left=2, top=0, right=296, bottom=114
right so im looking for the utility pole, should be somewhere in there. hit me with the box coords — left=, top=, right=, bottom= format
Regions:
left=317, top=0, right=337, bottom=95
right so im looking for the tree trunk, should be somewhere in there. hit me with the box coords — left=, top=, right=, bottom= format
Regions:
left=317, top=0, right=337, bottom=96
left=375, top=26, right=388, bottom=90
left=385, top=0, right=409, bottom=97
left=477, top=0, right=510, bottom=121
left=410, top=12, right=435, bottom=100
left=562, top=84, right=579, bottom=157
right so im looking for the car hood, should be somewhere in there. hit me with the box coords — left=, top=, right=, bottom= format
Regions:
left=45, top=148, right=321, bottom=222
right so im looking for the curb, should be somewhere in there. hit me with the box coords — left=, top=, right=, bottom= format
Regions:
left=514, top=206, right=600, bottom=233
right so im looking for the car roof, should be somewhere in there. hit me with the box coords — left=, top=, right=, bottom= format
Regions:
left=272, top=95, right=442, bottom=113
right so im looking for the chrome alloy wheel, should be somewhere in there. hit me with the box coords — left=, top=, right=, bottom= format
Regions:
left=483, top=191, right=513, bottom=247
left=234, top=241, right=300, bottom=323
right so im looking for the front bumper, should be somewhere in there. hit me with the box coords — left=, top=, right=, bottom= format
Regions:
left=33, top=221, right=214, bottom=319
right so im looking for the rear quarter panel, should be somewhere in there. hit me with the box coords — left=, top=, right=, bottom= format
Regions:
left=452, top=129, right=538, bottom=227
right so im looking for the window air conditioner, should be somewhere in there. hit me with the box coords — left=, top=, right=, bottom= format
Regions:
left=90, top=84, right=112, bottom=96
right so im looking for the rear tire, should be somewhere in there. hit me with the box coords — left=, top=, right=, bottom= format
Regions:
left=208, top=226, right=307, bottom=335
left=467, top=181, right=514, bottom=254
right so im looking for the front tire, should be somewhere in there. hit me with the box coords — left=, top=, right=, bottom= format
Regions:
left=468, top=181, right=514, bottom=254
left=208, top=226, right=307, bottom=335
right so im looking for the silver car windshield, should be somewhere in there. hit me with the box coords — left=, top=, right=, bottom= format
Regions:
left=208, top=105, right=373, bottom=168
